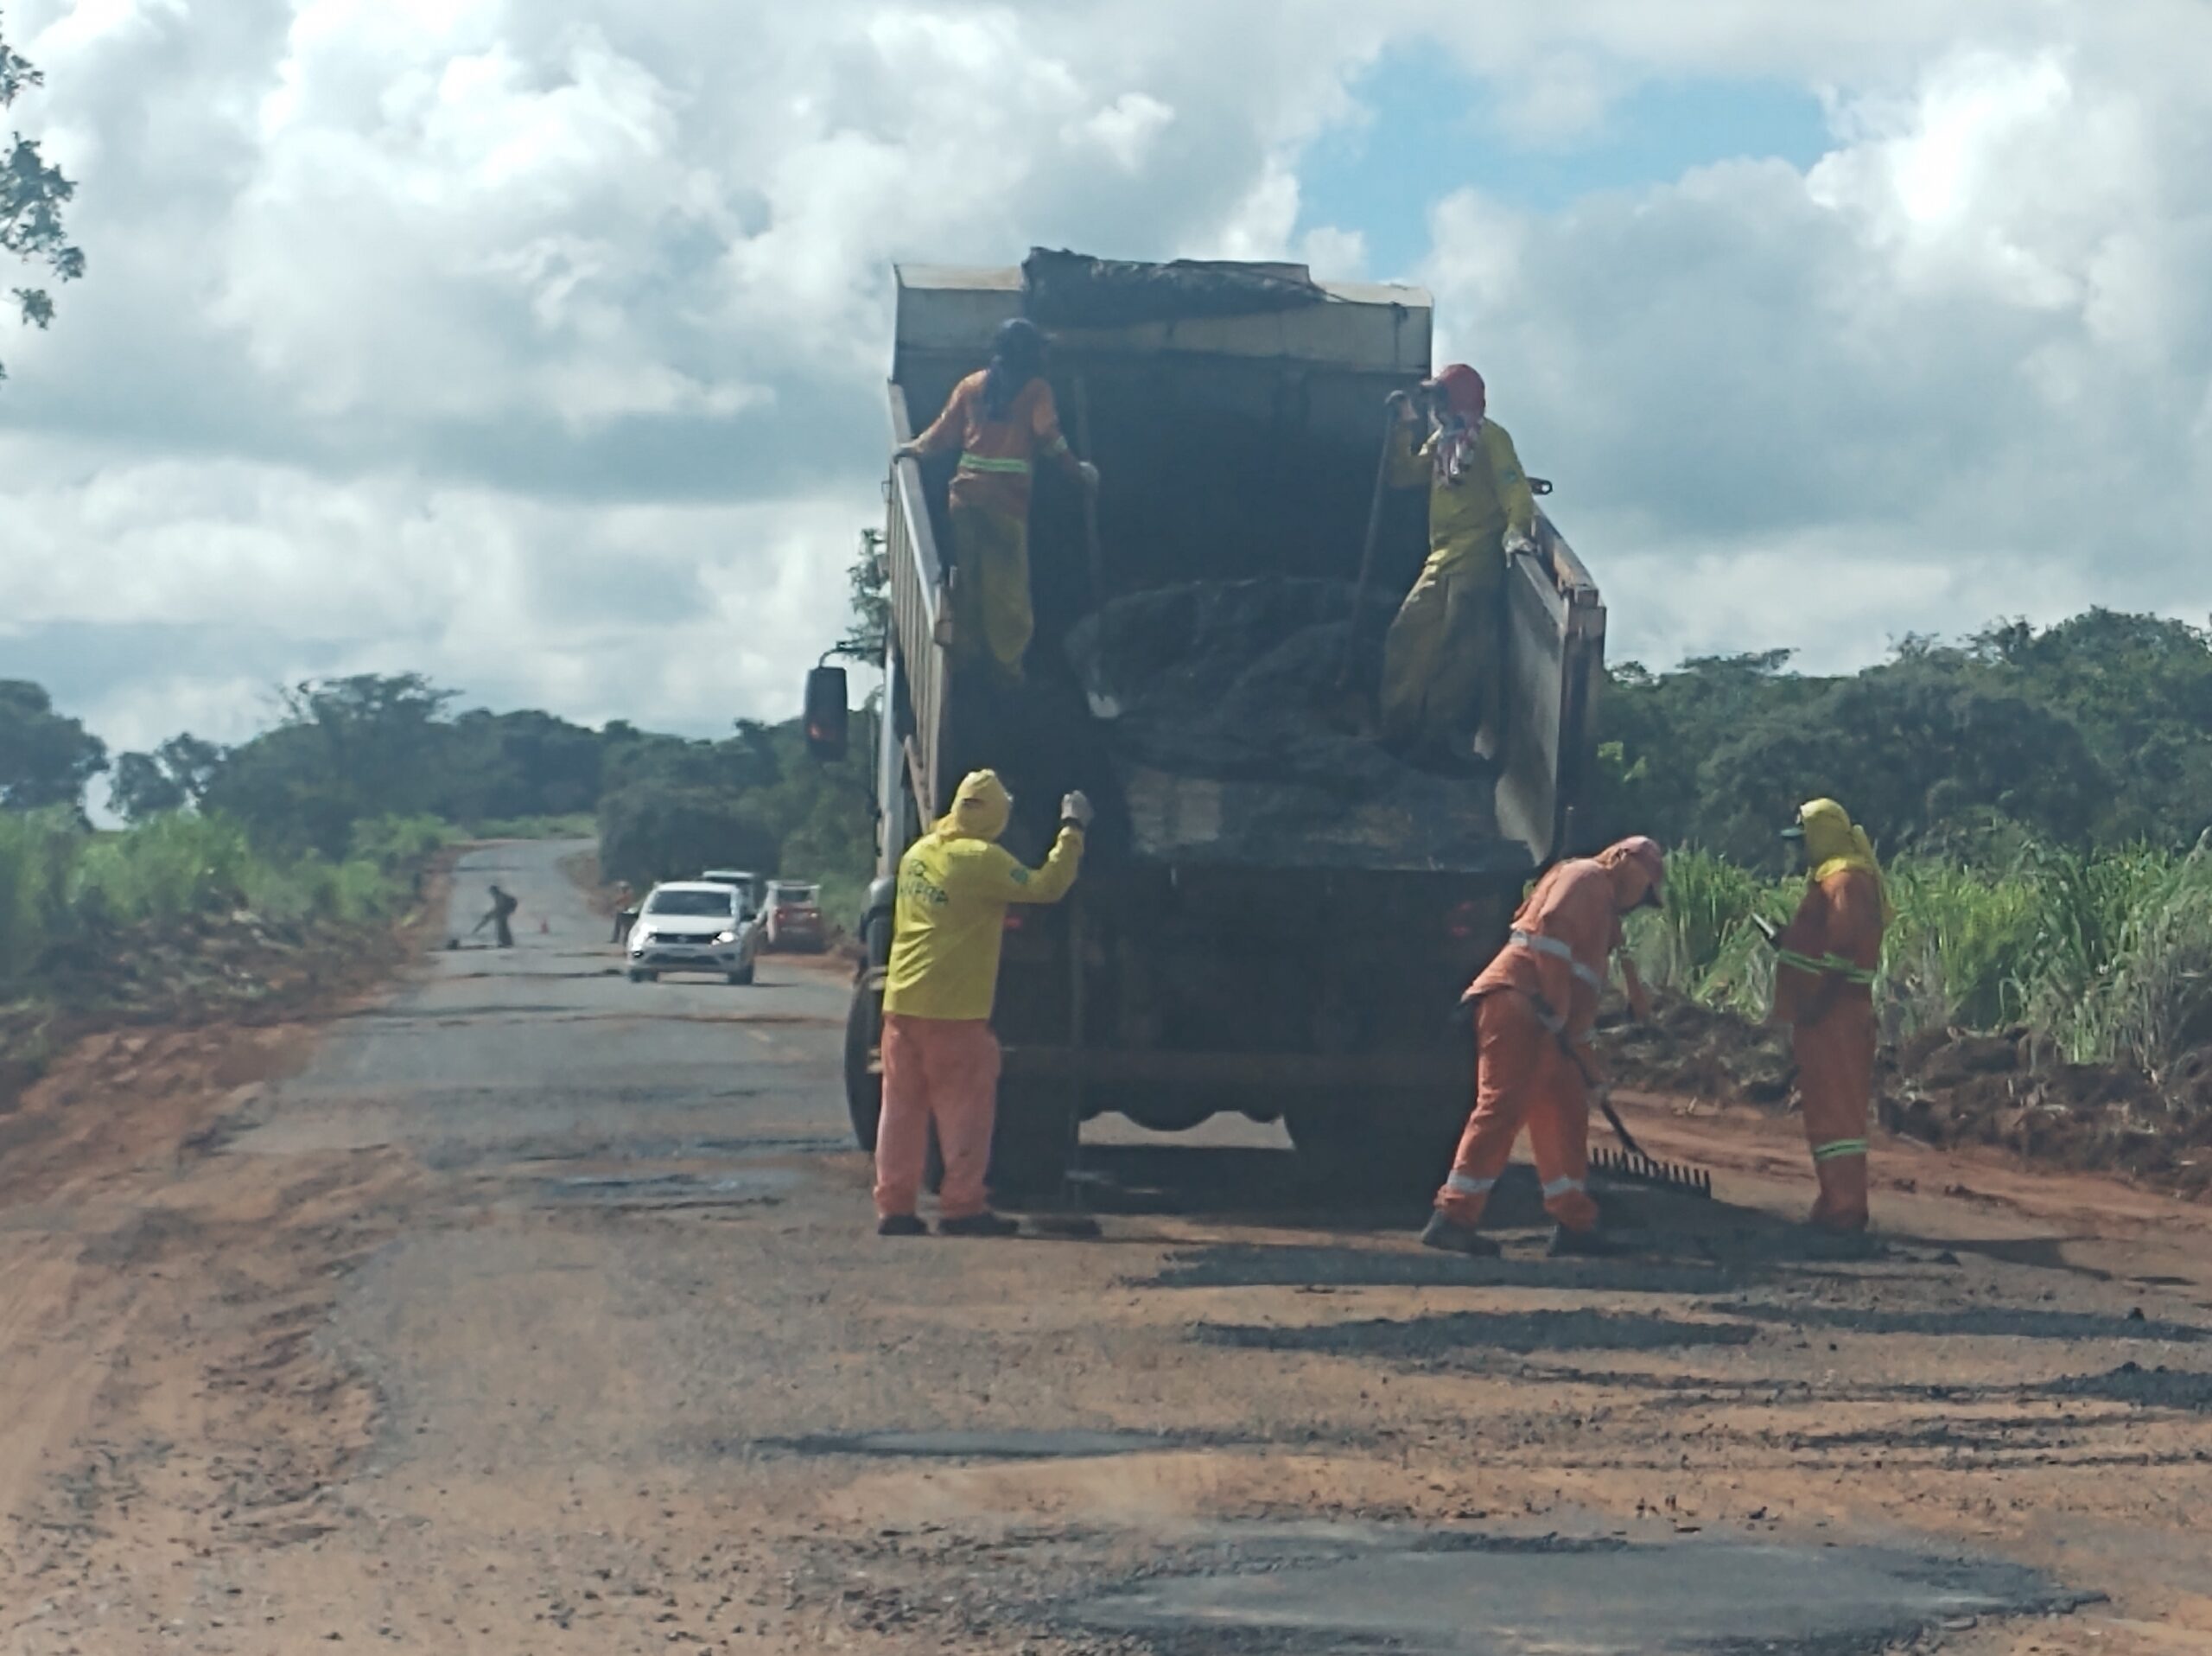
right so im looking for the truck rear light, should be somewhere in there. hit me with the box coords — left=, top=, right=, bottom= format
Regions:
left=1446, top=901, right=1482, bottom=940
left=1002, top=912, right=1025, bottom=933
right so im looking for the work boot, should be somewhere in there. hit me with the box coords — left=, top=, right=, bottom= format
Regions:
left=876, top=1213, right=927, bottom=1238
left=1421, top=1213, right=1502, bottom=1258
left=1548, top=1224, right=1630, bottom=1258
left=938, top=1211, right=1020, bottom=1239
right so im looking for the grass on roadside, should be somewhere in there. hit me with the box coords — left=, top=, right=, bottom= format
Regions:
left=0, top=809, right=451, bottom=996
left=1628, top=838, right=2212, bottom=1084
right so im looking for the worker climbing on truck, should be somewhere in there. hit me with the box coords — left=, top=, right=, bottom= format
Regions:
left=1379, top=364, right=1536, bottom=769
left=1422, top=836, right=1665, bottom=1258
left=894, top=318, right=1100, bottom=680
left=874, top=769, right=1091, bottom=1239
left=1765, top=799, right=1890, bottom=1235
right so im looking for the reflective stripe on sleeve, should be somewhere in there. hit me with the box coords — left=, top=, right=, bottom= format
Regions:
left=1445, top=1173, right=1497, bottom=1197
left=1812, top=1138, right=1869, bottom=1162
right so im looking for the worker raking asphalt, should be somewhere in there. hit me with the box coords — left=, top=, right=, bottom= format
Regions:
left=1061, top=576, right=1529, bottom=873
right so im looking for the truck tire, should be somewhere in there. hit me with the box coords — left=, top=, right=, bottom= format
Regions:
left=728, top=964, right=755, bottom=986
left=1285, top=1099, right=1460, bottom=1201
left=843, top=982, right=884, bottom=1152
left=988, top=1085, right=1074, bottom=1203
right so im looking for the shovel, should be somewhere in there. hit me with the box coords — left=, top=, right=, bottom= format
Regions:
left=1336, top=396, right=1412, bottom=697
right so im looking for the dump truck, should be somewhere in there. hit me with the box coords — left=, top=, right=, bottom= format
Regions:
left=817, top=252, right=1606, bottom=1194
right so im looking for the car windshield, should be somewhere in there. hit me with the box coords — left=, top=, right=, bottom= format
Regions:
left=645, top=889, right=734, bottom=919
left=776, top=887, right=818, bottom=904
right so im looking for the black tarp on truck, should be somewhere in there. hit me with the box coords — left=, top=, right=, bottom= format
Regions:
left=836, top=252, right=1606, bottom=1192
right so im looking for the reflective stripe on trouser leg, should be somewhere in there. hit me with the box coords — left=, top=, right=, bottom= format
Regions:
left=1795, top=1004, right=1875, bottom=1232
left=1527, top=1039, right=1600, bottom=1233
left=1435, top=993, right=1541, bottom=1225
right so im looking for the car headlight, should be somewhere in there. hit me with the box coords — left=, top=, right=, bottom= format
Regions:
left=715, top=930, right=739, bottom=944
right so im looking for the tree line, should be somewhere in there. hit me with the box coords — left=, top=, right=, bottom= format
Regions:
left=0, top=671, right=873, bottom=901
left=1589, top=608, right=2212, bottom=863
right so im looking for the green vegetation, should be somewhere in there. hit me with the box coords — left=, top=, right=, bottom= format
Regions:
left=0, top=810, right=449, bottom=995
left=3, top=18, right=84, bottom=380
left=1598, top=608, right=2212, bottom=1094
left=593, top=717, right=873, bottom=919
left=1629, top=839, right=2212, bottom=1085
left=1594, top=610, right=2212, bottom=864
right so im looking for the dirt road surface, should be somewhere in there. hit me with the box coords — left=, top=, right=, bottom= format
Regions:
left=2, top=839, right=2209, bottom=1653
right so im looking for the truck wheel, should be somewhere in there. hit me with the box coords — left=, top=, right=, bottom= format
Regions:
left=629, top=969, right=657, bottom=984
left=728, top=964, right=755, bottom=986
left=988, top=1085, right=1073, bottom=1203
left=843, top=981, right=885, bottom=1152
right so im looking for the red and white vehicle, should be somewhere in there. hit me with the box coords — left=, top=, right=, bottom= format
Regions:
left=762, top=881, right=825, bottom=952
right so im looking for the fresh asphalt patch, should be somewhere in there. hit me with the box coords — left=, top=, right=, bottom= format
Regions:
left=1071, top=1522, right=2101, bottom=1655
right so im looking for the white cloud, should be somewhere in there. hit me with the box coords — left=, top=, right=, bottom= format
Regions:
left=3, top=0, right=2209, bottom=771
left=1421, top=25, right=2212, bottom=667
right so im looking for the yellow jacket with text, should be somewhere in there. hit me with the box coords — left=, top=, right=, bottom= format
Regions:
left=882, top=771, right=1084, bottom=1022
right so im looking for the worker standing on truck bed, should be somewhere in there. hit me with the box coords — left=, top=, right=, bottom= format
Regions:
left=894, top=318, right=1100, bottom=680
left=1768, top=799, right=1890, bottom=1234
left=874, top=770, right=1091, bottom=1238
left=1379, top=364, right=1536, bottom=768
left=1423, top=837, right=1665, bottom=1258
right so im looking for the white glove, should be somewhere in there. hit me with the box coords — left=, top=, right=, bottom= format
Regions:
left=1077, top=460, right=1101, bottom=491
left=1503, top=529, right=1537, bottom=559
left=892, top=442, right=921, bottom=462
left=1060, top=790, right=1095, bottom=829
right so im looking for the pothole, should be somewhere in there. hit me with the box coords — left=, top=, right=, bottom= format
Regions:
left=536, top=1169, right=798, bottom=1210
left=1076, top=1525, right=2097, bottom=1654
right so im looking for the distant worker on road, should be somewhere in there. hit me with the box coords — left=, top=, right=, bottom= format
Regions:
left=472, top=884, right=519, bottom=949
left=1379, top=364, right=1536, bottom=769
left=1768, top=799, right=1890, bottom=1234
left=610, top=880, right=637, bottom=946
left=874, top=771, right=1090, bottom=1239
left=894, top=318, right=1100, bottom=680
left=1422, top=837, right=1665, bottom=1258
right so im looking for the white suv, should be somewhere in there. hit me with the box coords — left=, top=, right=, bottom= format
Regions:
left=626, top=882, right=762, bottom=984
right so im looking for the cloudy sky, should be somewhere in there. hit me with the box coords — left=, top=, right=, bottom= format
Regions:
left=5, top=0, right=2211, bottom=761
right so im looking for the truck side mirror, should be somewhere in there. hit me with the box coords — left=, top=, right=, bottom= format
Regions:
left=804, top=666, right=849, bottom=761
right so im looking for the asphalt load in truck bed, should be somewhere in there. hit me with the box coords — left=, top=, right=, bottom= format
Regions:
left=1062, top=578, right=1530, bottom=874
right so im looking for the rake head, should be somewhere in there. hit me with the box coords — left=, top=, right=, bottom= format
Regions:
left=1592, top=1145, right=1713, bottom=1199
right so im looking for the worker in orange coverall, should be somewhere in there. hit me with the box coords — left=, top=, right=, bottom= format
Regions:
left=894, top=318, right=1100, bottom=679
left=874, top=770, right=1090, bottom=1239
left=1769, top=799, right=1890, bottom=1233
left=1422, top=837, right=1665, bottom=1259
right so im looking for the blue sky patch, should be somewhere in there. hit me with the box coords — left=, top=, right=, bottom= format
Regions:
left=1298, top=50, right=1834, bottom=279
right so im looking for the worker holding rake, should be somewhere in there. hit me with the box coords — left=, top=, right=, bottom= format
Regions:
left=1423, top=837, right=1666, bottom=1258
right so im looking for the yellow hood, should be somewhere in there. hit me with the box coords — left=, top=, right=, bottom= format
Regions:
left=1796, top=799, right=1894, bottom=920
left=933, top=769, right=1012, bottom=843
